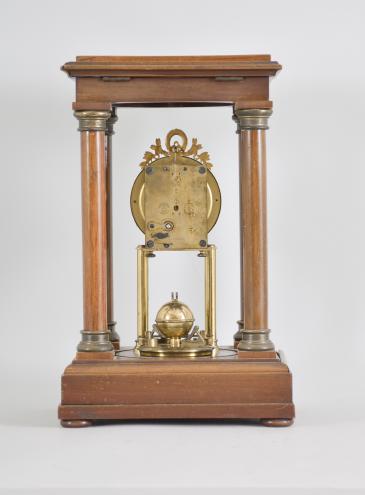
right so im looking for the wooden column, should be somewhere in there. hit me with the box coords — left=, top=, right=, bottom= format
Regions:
left=105, top=110, right=120, bottom=349
left=233, top=108, right=274, bottom=351
left=74, top=110, right=114, bottom=355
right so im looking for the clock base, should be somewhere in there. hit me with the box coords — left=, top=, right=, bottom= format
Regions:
left=59, top=347, right=294, bottom=427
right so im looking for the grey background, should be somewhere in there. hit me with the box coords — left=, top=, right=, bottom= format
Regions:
left=1, top=0, right=364, bottom=493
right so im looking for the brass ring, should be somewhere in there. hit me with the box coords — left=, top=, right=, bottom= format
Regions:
left=165, top=129, right=188, bottom=152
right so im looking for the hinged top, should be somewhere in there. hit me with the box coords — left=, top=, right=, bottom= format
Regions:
left=62, top=55, right=281, bottom=77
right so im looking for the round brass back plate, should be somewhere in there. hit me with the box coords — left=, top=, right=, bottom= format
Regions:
left=130, top=157, right=221, bottom=233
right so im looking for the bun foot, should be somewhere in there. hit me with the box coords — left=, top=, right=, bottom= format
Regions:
left=261, top=418, right=294, bottom=427
left=60, top=419, right=93, bottom=428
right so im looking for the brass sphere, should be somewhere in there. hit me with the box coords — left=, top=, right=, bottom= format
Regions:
left=155, top=292, right=194, bottom=339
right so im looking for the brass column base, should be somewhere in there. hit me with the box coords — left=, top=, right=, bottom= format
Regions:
left=237, top=329, right=274, bottom=352
left=77, top=330, right=114, bottom=352
left=108, top=321, right=120, bottom=350
left=233, top=320, right=244, bottom=347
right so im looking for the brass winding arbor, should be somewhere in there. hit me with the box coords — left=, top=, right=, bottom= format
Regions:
left=59, top=55, right=295, bottom=428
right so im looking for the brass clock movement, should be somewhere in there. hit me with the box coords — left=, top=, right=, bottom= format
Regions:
left=59, top=55, right=295, bottom=428
left=130, top=129, right=220, bottom=357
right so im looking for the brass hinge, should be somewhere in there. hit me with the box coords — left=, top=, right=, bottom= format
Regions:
left=215, top=76, right=244, bottom=81
left=101, top=77, right=131, bottom=82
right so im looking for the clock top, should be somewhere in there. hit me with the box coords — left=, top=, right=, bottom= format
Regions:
left=62, top=54, right=281, bottom=77
left=62, top=55, right=281, bottom=109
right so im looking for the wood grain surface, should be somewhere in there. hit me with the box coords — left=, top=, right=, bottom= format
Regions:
left=59, top=356, right=294, bottom=423
left=239, top=129, right=268, bottom=330
left=81, top=131, right=108, bottom=331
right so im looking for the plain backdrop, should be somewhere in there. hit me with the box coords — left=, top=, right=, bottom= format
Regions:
left=1, top=0, right=365, bottom=493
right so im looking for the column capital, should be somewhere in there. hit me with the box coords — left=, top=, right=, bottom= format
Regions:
left=233, top=108, right=273, bottom=132
left=106, top=110, right=118, bottom=136
left=74, top=110, right=111, bottom=132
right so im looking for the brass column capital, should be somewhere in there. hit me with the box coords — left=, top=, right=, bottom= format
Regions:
left=233, top=108, right=272, bottom=132
left=106, top=110, right=118, bottom=136
left=74, top=110, right=111, bottom=132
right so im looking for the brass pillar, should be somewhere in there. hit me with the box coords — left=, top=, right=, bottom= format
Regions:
left=233, top=109, right=274, bottom=351
left=137, top=246, right=149, bottom=345
left=74, top=110, right=114, bottom=353
left=105, top=109, right=120, bottom=349
left=205, top=245, right=217, bottom=346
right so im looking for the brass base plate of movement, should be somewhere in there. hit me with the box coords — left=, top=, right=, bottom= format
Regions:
left=137, top=342, right=216, bottom=357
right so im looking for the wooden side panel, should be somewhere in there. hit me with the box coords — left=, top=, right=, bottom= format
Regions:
left=62, top=370, right=292, bottom=405
left=76, top=77, right=269, bottom=104
left=60, top=359, right=293, bottom=419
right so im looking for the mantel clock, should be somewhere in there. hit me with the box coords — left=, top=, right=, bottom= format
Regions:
left=59, top=55, right=295, bottom=427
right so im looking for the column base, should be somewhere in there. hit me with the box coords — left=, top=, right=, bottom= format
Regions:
left=237, top=328, right=274, bottom=351
left=233, top=320, right=244, bottom=347
left=77, top=330, right=114, bottom=352
left=108, top=321, right=120, bottom=350
left=75, top=351, right=115, bottom=360
left=238, top=350, right=277, bottom=360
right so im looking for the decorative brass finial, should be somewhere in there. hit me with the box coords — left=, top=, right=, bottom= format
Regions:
left=139, top=129, right=213, bottom=169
